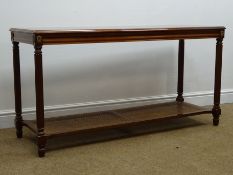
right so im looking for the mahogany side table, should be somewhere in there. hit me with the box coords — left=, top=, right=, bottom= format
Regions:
left=10, top=26, right=225, bottom=157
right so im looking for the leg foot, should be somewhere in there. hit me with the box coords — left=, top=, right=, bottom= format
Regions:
left=213, top=118, right=219, bottom=126
left=38, top=149, right=46, bottom=157
left=15, top=119, right=23, bottom=138
left=37, top=136, right=47, bottom=157
left=16, top=130, right=23, bottom=138
left=212, top=106, right=221, bottom=126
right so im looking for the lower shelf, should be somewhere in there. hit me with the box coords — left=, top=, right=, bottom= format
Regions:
left=23, top=102, right=211, bottom=138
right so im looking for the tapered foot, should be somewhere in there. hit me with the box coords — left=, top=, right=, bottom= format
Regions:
left=15, top=119, right=23, bottom=138
left=37, top=136, right=47, bottom=157
left=16, top=130, right=23, bottom=138
left=212, top=106, right=221, bottom=126
left=213, top=118, right=219, bottom=126
left=38, top=149, right=46, bottom=157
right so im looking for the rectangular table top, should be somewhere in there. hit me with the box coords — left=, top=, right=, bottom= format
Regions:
left=10, top=26, right=225, bottom=45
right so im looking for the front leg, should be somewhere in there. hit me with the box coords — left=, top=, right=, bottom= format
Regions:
left=212, top=37, right=223, bottom=126
left=176, top=39, right=185, bottom=102
left=12, top=40, right=23, bottom=138
left=34, top=40, right=46, bottom=157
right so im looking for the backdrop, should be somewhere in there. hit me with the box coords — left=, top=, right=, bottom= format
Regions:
left=0, top=0, right=233, bottom=128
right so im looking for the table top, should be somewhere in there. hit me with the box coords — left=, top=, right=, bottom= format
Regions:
left=10, top=26, right=225, bottom=33
left=10, top=26, right=225, bottom=45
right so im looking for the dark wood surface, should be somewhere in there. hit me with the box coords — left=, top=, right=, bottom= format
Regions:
left=34, top=43, right=46, bottom=157
left=11, top=26, right=225, bottom=157
left=12, top=41, right=23, bottom=138
left=10, top=26, right=225, bottom=45
left=23, top=102, right=211, bottom=138
left=212, top=38, right=223, bottom=125
left=176, top=39, right=185, bottom=102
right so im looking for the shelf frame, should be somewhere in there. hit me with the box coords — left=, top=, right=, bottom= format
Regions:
left=23, top=102, right=211, bottom=138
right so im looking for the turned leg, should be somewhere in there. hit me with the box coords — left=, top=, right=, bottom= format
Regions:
left=13, top=41, right=23, bottom=138
left=212, top=38, right=223, bottom=126
left=176, top=39, right=185, bottom=102
left=34, top=43, right=47, bottom=157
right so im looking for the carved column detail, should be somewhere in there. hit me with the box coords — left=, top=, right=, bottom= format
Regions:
left=34, top=41, right=46, bottom=157
left=176, top=39, right=185, bottom=102
left=13, top=40, right=23, bottom=138
left=212, top=37, right=223, bottom=126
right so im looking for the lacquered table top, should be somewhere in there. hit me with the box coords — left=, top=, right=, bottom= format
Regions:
left=10, top=26, right=225, bottom=34
left=10, top=26, right=226, bottom=45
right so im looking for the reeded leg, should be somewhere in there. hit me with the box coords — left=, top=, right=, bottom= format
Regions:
left=176, top=39, right=185, bottom=102
left=13, top=41, right=23, bottom=138
left=34, top=43, right=46, bottom=157
left=212, top=38, right=223, bottom=126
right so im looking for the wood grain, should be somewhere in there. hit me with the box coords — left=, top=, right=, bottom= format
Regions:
left=23, top=102, right=211, bottom=138
left=10, top=26, right=225, bottom=45
left=11, top=26, right=225, bottom=157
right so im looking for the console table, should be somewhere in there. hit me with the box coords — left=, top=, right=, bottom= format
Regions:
left=10, top=26, right=225, bottom=157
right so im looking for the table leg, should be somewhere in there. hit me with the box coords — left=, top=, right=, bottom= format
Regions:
left=34, top=44, right=47, bottom=157
left=176, top=39, right=185, bottom=102
left=212, top=38, right=223, bottom=126
left=13, top=41, right=23, bottom=138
